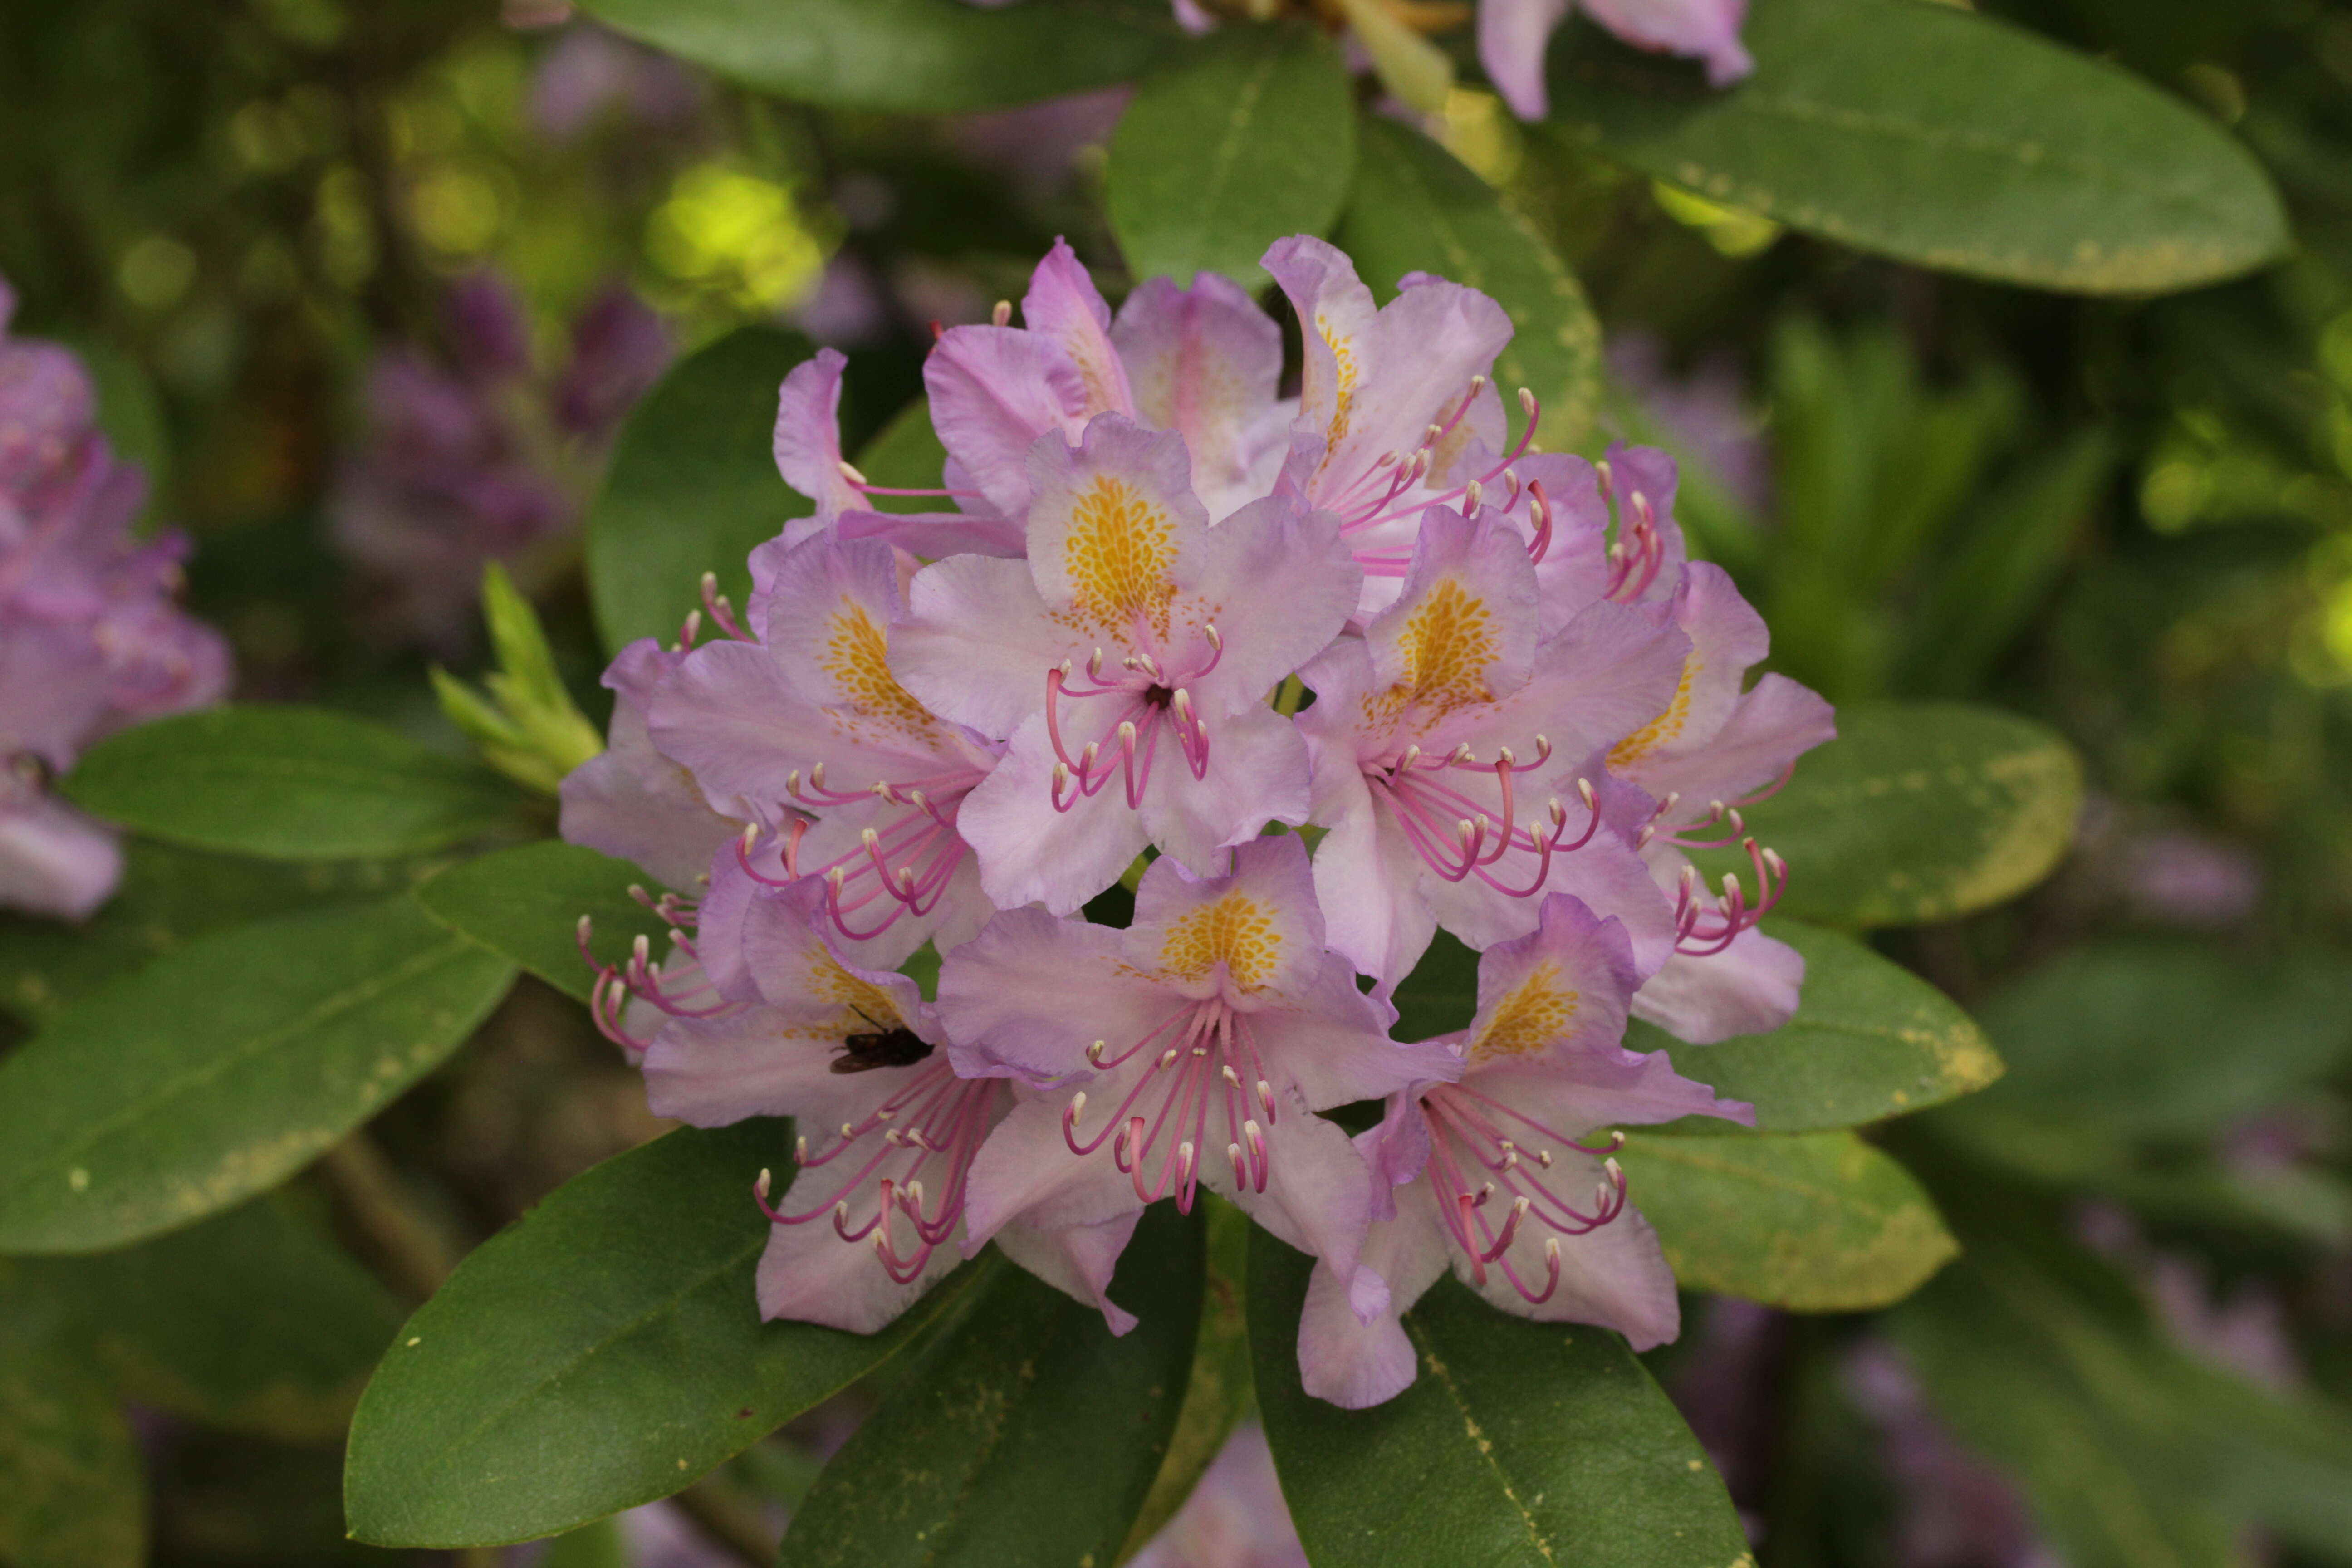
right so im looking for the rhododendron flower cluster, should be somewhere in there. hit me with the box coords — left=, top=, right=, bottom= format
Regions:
left=562, top=235, right=1831, bottom=1404
left=0, top=276, right=231, bottom=919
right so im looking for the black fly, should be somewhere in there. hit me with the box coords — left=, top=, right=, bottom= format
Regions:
left=833, top=1006, right=933, bottom=1074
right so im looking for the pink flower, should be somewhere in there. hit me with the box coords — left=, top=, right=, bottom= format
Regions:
left=1128, top=1423, right=1307, bottom=1568
left=648, top=534, right=1001, bottom=968
left=890, top=417, right=1359, bottom=914
left=1297, top=504, right=1690, bottom=988
left=1480, top=0, right=1753, bottom=122
left=559, top=637, right=743, bottom=892
left=1295, top=896, right=1751, bottom=1408
left=643, top=880, right=1139, bottom=1334
left=938, top=836, right=1459, bottom=1303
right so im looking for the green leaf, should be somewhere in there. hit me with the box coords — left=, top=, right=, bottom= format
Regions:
left=587, top=325, right=813, bottom=656
left=0, top=1289, right=144, bottom=1568
left=0, top=897, right=515, bottom=1254
left=1338, top=112, right=1604, bottom=448
left=345, top=1121, right=987, bottom=1547
left=1616, top=1130, right=1956, bottom=1311
left=60, top=705, right=528, bottom=860
left=777, top=1202, right=1205, bottom=1567
left=415, top=841, right=678, bottom=1006
left=1643, top=919, right=2002, bottom=1132
left=1119, top=1194, right=1255, bottom=1560
left=580, top=0, right=1180, bottom=113
left=853, top=397, right=950, bottom=496
left=6, top=1194, right=402, bottom=1441
left=432, top=562, right=604, bottom=796
left=1248, top=1232, right=1748, bottom=1568
left=1693, top=700, right=2081, bottom=929
left=1107, top=22, right=1355, bottom=290
left=1543, top=0, right=2290, bottom=293
left=0, top=839, right=438, bottom=1024
left=1389, top=930, right=1480, bottom=1044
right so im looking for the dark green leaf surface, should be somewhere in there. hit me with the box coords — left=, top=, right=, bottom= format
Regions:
left=60, top=705, right=526, bottom=860
left=1249, top=1232, right=1748, bottom=1568
left=414, top=841, right=675, bottom=1005
left=778, top=1202, right=1204, bottom=1568
left=6, top=1195, right=401, bottom=1442
left=1694, top=701, right=2081, bottom=928
left=1120, top=1195, right=1254, bottom=1559
left=346, top=1121, right=985, bottom=1546
left=580, top=0, right=1179, bottom=113
left=0, top=897, right=515, bottom=1254
left=1339, top=113, right=1604, bottom=447
left=1544, top=0, right=2289, bottom=293
left=1647, top=919, right=2002, bottom=1132
left=1107, top=22, right=1354, bottom=289
left=0, top=1288, right=144, bottom=1568
left=587, top=325, right=812, bottom=655
left=1617, top=1130, right=1956, bottom=1311
left=0, top=839, right=440, bottom=1024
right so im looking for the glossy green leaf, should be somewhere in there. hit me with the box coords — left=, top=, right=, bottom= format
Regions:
left=1248, top=1232, right=1747, bottom=1568
left=1693, top=701, right=2081, bottom=929
left=1616, top=1130, right=1955, bottom=1311
left=1107, top=22, right=1355, bottom=289
left=587, top=325, right=812, bottom=656
left=60, top=705, right=527, bottom=860
left=580, top=0, right=1180, bottom=113
left=1543, top=0, right=2289, bottom=293
left=0, top=897, right=515, bottom=1254
left=6, top=1194, right=401, bottom=1441
left=1643, top=919, right=2002, bottom=1132
left=0, top=1290, right=144, bottom=1568
left=415, top=840, right=676, bottom=1006
left=345, top=1121, right=987, bottom=1547
left=777, top=1202, right=1204, bottom=1568
left=1120, top=1195, right=1255, bottom=1560
left=0, top=839, right=438, bottom=1024
left=1339, top=113, right=1604, bottom=447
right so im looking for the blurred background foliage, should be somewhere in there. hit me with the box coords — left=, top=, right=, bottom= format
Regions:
left=7, top=0, right=2352, bottom=1564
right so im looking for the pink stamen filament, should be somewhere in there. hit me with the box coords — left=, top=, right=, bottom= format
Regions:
left=1670, top=837, right=1788, bottom=955
left=1338, top=388, right=1542, bottom=539
left=1061, top=1001, right=1275, bottom=1211
left=1042, top=637, right=1220, bottom=814
left=1368, top=745, right=1600, bottom=897
left=1421, top=1083, right=1629, bottom=1304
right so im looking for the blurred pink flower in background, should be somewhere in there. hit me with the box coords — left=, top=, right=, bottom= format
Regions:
left=1129, top=1425, right=1309, bottom=1568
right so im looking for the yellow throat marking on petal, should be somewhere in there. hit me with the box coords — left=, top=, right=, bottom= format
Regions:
left=1470, top=962, right=1578, bottom=1063
left=1367, top=576, right=1498, bottom=722
left=1608, top=653, right=1700, bottom=770
left=822, top=599, right=938, bottom=740
left=1159, top=893, right=1283, bottom=992
left=777, top=949, right=906, bottom=1042
left=1317, top=317, right=1360, bottom=447
left=1059, top=474, right=1178, bottom=636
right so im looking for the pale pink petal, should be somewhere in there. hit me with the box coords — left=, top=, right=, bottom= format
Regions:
left=1460, top=596, right=1693, bottom=767
left=922, top=324, right=1089, bottom=516
left=1023, top=415, right=1209, bottom=634
left=1125, top=832, right=1327, bottom=1002
left=757, top=1203, right=961, bottom=1333
left=962, top=1092, right=1148, bottom=1240
left=1136, top=700, right=1313, bottom=877
left=1362, top=508, right=1541, bottom=739
left=1112, top=272, right=1289, bottom=519
left=1457, top=894, right=1640, bottom=1072
left=640, top=1006, right=869, bottom=1128
left=0, top=792, right=121, bottom=920
left=936, top=903, right=1162, bottom=1084
left=1298, top=1175, right=1452, bottom=1408
left=890, top=553, right=1081, bottom=741
left=647, top=638, right=849, bottom=810
left=559, top=638, right=740, bottom=889
left=1418, top=826, right=1677, bottom=979
left=1021, top=238, right=1134, bottom=418
left=1631, top=923, right=1804, bottom=1043
left=1600, top=441, right=1691, bottom=603
left=1579, top=0, right=1754, bottom=87
left=953, top=713, right=1152, bottom=915
left=1211, top=1092, right=1379, bottom=1289
left=772, top=348, right=861, bottom=525
left=1459, top=1175, right=1682, bottom=1348
left=1256, top=955, right=1460, bottom=1108
left=1634, top=672, right=1837, bottom=821
left=1605, top=561, right=1769, bottom=796
left=1260, top=236, right=1379, bottom=463
left=997, top=1211, right=1143, bottom=1335
left=1477, top=0, right=1574, bottom=119
left=837, top=505, right=1027, bottom=560
left=1182, top=496, right=1362, bottom=713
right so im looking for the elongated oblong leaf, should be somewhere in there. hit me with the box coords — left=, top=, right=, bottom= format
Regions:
left=0, top=897, right=514, bottom=1254
left=1646, top=919, right=2001, bottom=1132
left=1249, top=1232, right=1748, bottom=1568
left=1617, top=1130, right=1955, bottom=1311
left=587, top=326, right=812, bottom=655
left=1339, top=113, right=1603, bottom=447
left=415, top=841, right=675, bottom=1006
left=60, top=706, right=525, bottom=860
left=1544, top=0, right=2289, bottom=293
left=1695, top=700, right=2081, bottom=929
left=6, top=1195, right=402, bottom=1442
left=1121, top=1196, right=1254, bottom=1558
left=345, top=1121, right=985, bottom=1547
left=777, top=1202, right=1204, bottom=1567
left=1108, top=22, right=1355, bottom=289
left=581, top=0, right=1179, bottom=113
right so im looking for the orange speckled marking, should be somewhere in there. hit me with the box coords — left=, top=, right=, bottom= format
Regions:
left=823, top=600, right=937, bottom=740
left=1059, top=475, right=1178, bottom=635
left=1316, top=318, right=1360, bottom=447
left=1609, top=654, right=1699, bottom=769
left=1159, top=894, right=1283, bottom=992
left=766, top=951, right=906, bottom=1042
left=1470, top=963, right=1578, bottom=1063
left=1367, top=578, right=1498, bottom=723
